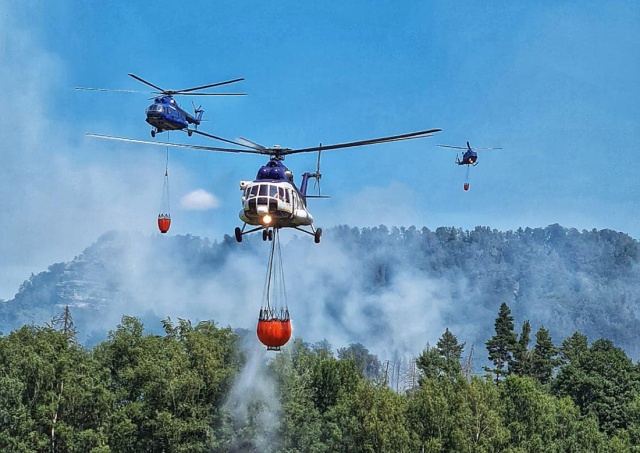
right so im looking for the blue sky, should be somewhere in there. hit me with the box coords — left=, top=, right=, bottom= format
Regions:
left=1, top=1, right=639, bottom=300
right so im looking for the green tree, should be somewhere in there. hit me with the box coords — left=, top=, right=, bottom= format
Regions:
left=417, top=328, right=465, bottom=381
left=553, top=397, right=607, bottom=452
left=437, top=328, right=465, bottom=378
left=407, top=374, right=471, bottom=452
left=0, top=323, right=112, bottom=452
left=309, top=349, right=361, bottom=415
left=553, top=338, right=640, bottom=435
left=559, top=331, right=588, bottom=364
left=269, top=339, right=326, bottom=453
left=511, top=320, right=531, bottom=377
left=484, top=302, right=518, bottom=383
left=94, top=316, right=241, bottom=452
left=337, top=342, right=381, bottom=379
left=329, top=381, right=414, bottom=453
left=459, top=376, right=509, bottom=452
left=527, top=326, right=559, bottom=385
left=500, top=375, right=557, bottom=451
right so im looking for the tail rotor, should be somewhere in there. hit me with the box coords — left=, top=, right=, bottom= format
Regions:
left=192, top=101, right=204, bottom=128
left=313, top=145, right=323, bottom=196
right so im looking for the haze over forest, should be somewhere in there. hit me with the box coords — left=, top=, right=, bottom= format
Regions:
left=1, top=223, right=638, bottom=367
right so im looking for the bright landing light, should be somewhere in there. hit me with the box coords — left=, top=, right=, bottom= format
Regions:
left=262, top=214, right=272, bottom=225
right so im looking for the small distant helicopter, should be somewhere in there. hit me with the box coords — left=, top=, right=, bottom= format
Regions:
left=76, top=74, right=245, bottom=137
left=87, top=128, right=442, bottom=242
left=437, top=141, right=502, bottom=190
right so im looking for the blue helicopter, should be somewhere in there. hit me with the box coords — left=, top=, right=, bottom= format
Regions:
left=86, top=128, right=442, bottom=242
left=437, top=141, right=502, bottom=190
left=77, top=74, right=245, bottom=137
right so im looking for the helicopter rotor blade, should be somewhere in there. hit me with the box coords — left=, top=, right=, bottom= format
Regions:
left=86, top=128, right=441, bottom=160
left=237, top=137, right=267, bottom=151
left=190, top=130, right=256, bottom=149
left=75, top=87, right=142, bottom=93
left=438, top=144, right=502, bottom=150
left=171, top=92, right=247, bottom=96
left=174, top=77, right=245, bottom=94
left=127, top=74, right=166, bottom=93
left=85, top=133, right=263, bottom=155
left=288, top=128, right=441, bottom=155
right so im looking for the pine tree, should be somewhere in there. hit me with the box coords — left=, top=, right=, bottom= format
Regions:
left=484, top=302, right=518, bottom=383
left=528, top=326, right=559, bottom=384
left=511, top=320, right=531, bottom=376
left=417, top=329, right=465, bottom=381
left=559, top=331, right=588, bottom=364
left=437, top=328, right=465, bottom=378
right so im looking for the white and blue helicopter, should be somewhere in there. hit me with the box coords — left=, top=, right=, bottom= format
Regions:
left=77, top=74, right=245, bottom=137
left=87, top=128, right=441, bottom=243
left=437, top=141, right=502, bottom=191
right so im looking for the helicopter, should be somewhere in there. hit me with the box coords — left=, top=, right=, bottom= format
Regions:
left=76, top=74, right=246, bottom=137
left=86, top=128, right=442, bottom=242
left=437, top=141, right=502, bottom=190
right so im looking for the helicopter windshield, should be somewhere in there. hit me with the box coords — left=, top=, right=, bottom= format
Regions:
left=245, top=183, right=292, bottom=202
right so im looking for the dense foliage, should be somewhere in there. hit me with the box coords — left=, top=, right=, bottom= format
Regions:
left=2, top=304, right=640, bottom=452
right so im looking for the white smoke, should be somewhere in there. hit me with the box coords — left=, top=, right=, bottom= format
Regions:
left=223, top=341, right=282, bottom=451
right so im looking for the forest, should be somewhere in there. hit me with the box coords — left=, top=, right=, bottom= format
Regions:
left=1, top=302, right=639, bottom=452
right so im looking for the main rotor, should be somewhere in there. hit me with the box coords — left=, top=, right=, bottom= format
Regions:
left=127, top=73, right=246, bottom=98
left=87, top=128, right=442, bottom=160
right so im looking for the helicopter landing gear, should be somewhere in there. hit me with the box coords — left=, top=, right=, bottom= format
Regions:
left=151, top=130, right=156, bottom=138
left=187, top=129, right=193, bottom=137
left=314, top=228, right=323, bottom=244
left=262, top=228, right=274, bottom=241
left=234, top=227, right=243, bottom=243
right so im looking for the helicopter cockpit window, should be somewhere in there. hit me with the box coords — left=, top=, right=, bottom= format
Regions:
left=269, top=186, right=279, bottom=198
left=284, top=189, right=291, bottom=203
left=278, top=187, right=285, bottom=200
left=259, top=184, right=268, bottom=196
left=249, top=186, right=258, bottom=197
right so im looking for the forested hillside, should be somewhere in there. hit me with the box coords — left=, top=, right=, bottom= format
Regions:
left=1, top=307, right=639, bottom=452
left=2, top=223, right=640, bottom=449
left=1, top=224, right=639, bottom=362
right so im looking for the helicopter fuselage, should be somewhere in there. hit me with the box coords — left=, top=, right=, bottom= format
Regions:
left=457, top=150, right=478, bottom=166
left=145, top=96, right=202, bottom=136
left=238, top=159, right=314, bottom=230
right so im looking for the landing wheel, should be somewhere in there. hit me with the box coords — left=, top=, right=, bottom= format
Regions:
left=188, top=129, right=193, bottom=137
left=314, top=228, right=323, bottom=244
left=262, top=229, right=268, bottom=241
left=268, top=229, right=274, bottom=241
left=151, top=130, right=156, bottom=138
left=234, top=227, right=243, bottom=243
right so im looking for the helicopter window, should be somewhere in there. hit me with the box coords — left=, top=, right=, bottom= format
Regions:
left=284, top=189, right=291, bottom=203
left=270, top=186, right=279, bottom=197
left=278, top=187, right=285, bottom=200
left=259, top=184, right=268, bottom=196
left=249, top=186, right=258, bottom=197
